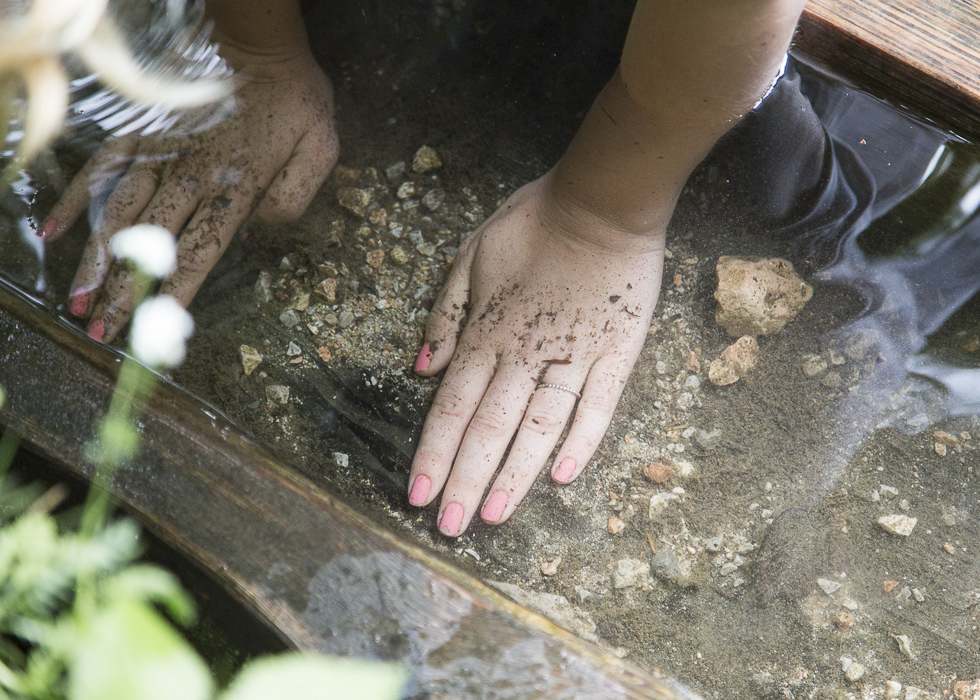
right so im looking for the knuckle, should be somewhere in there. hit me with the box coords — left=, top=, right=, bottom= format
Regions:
left=521, top=408, right=564, bottom=436
left=579, top=391, right=619, bottom=418
left=467, top=408, right=510, bottom=439
left=429, top=391, right=468, bottom=422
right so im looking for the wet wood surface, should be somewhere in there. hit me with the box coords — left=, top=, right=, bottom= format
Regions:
left=798, top=0, right=980, bottom=139
left=0, top=280, right=691, bottom=700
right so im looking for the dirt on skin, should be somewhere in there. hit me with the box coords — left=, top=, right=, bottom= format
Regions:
left=47, top=2, right=980, bottom=698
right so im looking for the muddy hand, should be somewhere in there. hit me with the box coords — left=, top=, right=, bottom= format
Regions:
left=408, top=173, right=665, bottom=536
left=44, top=49, right=339, bottom=342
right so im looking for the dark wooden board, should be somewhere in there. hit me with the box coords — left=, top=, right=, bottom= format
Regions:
left=798, top=0, right=980, bottom=139
left=0, top=280, right=692, bottom=700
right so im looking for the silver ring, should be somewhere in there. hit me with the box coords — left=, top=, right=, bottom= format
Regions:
left=538, top=383, right=582, bottom=399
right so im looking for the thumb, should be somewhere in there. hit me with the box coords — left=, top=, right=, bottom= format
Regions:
left=414, top=238, right=475, bottom=375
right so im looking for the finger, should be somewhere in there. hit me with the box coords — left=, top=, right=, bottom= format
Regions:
left=85, top=262, right=138, bottom=343
left=480, top=371, right=587, bottom=524
left=435, top=366, right=538, bottom=537
left=253, top=122, right=340, bottom=223
left=406, top=344, right=496, bottom=511
left=414, top=238, right=476, bottom=375
left=67, top=165, right=158, bottom=317
left=550, top=353, right=636, bottom=484
left=158, top=188, right=258, bottom=305
left=43, top=135, right=138, bottom=242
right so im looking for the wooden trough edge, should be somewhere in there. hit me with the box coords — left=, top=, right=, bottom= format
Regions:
left=798, top=1, right=980, bottom=140
left=0, top=280, right=695, bottom=699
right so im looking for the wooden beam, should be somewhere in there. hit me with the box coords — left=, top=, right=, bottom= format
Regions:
left=797, top=0, right=980, bottom=139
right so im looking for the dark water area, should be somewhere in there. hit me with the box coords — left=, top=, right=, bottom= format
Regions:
left=1, top=0, right=979, bottom=697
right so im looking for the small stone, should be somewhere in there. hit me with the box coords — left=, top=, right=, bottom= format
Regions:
left=842, top=327, right=879, bottom=361
left=337, top=310, right=355, bottom=328
left=880, top=485, right=899, bottom=498
left=935, top=442, right=947, bottom=456
left=912, top=587, right=924, bottom=602
left=390, top=245, right=409, bottom=264
left=612, top=558, right=650, bottom=589
left=643, top=462, right=675, bottom=484
left=891, top=633, right=915, bottom=659
left=413, top=145, right=442, bottom=173
left=878, top=514, right=917, bottom=537
left=385, top=161, right=406, bottom=181
left=314, top=278, right=338, bottom=302
left=675, top=392, right=695, bottom=409
left=944, top=542, right=956, bottom=554
left=366, top=249, right=385, bottom=268
left=896, top=586, right=912, bottom=603
left=323, top=219, right=345, bottom=246
left=315, top=346, right=331, bottom=363
left=899, top=498, right=910, bottom=511
left=285, top=341, right=302, bottom=357
left=708, top=335, right=759, bottom=386
left=882, top=579, right=898, bottom=592
left=706, top=536, right=723, bottom=552
left=333, top=165, right=361, bottom=183
left=685, top=351, right=701, bottom=373
left=279, top=309, right=300, bottom=328
left=720, top=562, right=738, bottom=576
left=695, top=429, right=722, bottom=450
left=337, top=187, right=373, bottom=217
left=953, top=679, right=980, bottom=700
left=818, top=578, right=842, bottom=595
left=651, top=548, right=684, bottom=582
left=422, top=188, right=446, bottom=211
left=290, top=291, right=310, bottom=312
left=333, top=452, right=349, bottom=467
left=254, top=271, right=273, bottom=303
left=368, top=208, right=388, bottom=226
left=821, top=371, right=843, bottom=388
left=265, top=385, right=289, bottom=405
left=607, top=516, right=625, bottom=535
left=416, top=241, right=437, bottom=257
left=884, top=681, right=902, bottom=700
left=832, top=611, right=854, bottom=629
left=843, top=659, right=865, bottom=682
left=356, top=225, right=372, bottom=238
left=541, top=557, right=561, bottom=576
left=714, top=256, right=813, bottom=336
left=802, top=353, right=828, bottom=377
left=905, top=687, right=926, bottom=700
left=280, top=255, right=294, bottom=271
left=239, top=345, right=262, bottom=375
left=933, top=430, right=959, bottom=446
left=396, top=181, right=416, bottom=199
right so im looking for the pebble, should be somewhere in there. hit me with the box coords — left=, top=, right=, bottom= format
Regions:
left=612, top=558, right=650, bottom=589
left=841, top=657, right=865, bottom=683
left=607, top=516, right=625, bottom=535
left=891, top=633, right=914, bottom=659
left=832, top=611, right=854, bottom=629
left=695, top=428, right=723, bottom=450
left=333, top=452, right=349, bottom=467
left=933, top=430, right=959, bottom=446
left=413, top=145, right=442, bottom=173
left=338, top=311, right=355, bottom=329
left=675, top=392, right=695, bottom=409
left=541, top=557, right=561, bottom=576
left=285, top=341, right=302, bottom=357
left=316, top=347, right=331, bottom=362
left=818, top=578, right=842, bottom=595
left=905, top=687, right=926, bottom=700
left=396, top=181, right=416, bottom=199
left=254, top=271, right=273, bottom=303
left=878, top=513, right=917, bottom=537
left=239, top=345, right=262, bottom=375
left=885, top=681, right=902, bottom=699
left=882, top=579, right=898, bottom=592
left=896, top=586, right=912, bottom=602
left=290, top=291, right=310, bottom=312
left=843, top=328, right=878, bottom=361
left=935, top=442, right=947, bottom=456
left=643, top=462, right=675, bottom=483
left=944, top=542, right=956, bottom=554
left=315, top=278, right=338, bottom=302
left=651, top=548, right=684, bottom=582
left=821, top=371, right=843, bottom=388
left=368, top=208, right=387, bottom=226
left=802, top=354, right=828, bottom=377
left=279, top=309, right=300, bottom=328
left=366, top=249, right=385, bottom=268
left=416, top=241, right=437, bottom=257
left=337, top=187, right=373, bottom=217
left=706, top=536, right=723, bottom=552
left=390, top=245, right=409, bottom=264
left=953, top=680, right=980, bottom=700
left=422, top=189, right=446, bottom=211
left=385, top=161, right=406, bottom=181
left=265, top=385, right=289, bottom=405
left=713, top=256, right=812, bottom=336
left=708, top=335, right=759, bottom=386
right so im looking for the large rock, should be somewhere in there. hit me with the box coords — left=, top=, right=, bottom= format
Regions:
left=714, top=256, right=813, bottom=336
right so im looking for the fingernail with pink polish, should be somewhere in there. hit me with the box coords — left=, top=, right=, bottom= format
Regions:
left=414, top=343, right=432, bottom=372
left=553, top=457, right=576, bottom=483
left=87, top=319, right=105, bottom=343
left=408, top=474, right=431, bottom=506
left=69, top=289, right=89, bottom=317
left=481, top=490, right=508, bottom=522
left=439, top=502, right=464, bottom=537
left=39, top=219, right=57, bottom=240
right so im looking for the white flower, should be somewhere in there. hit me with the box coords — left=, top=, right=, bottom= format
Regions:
left=109, top=224, right=177, bottom=278
left=129, top=295, right=194, bottom=368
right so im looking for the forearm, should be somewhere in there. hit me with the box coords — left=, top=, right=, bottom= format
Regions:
left=552, top=0, right=807, bottom=235
left=205, top=0, right=309, bottom=63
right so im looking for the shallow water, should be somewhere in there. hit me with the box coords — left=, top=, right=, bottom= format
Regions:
left=2, top=1, right=980, bottom=697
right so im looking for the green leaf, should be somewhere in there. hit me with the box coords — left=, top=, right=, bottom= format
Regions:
left=103, top=565, right=196, bottom=626
left=221, top=654, right=407, bottom=700
left=69, top=598, right=213, bottom=700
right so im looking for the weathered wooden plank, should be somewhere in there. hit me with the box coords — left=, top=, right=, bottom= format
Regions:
left=798, top=0, right=980, bottom=139
left=0, top=279, right=692, bottom=700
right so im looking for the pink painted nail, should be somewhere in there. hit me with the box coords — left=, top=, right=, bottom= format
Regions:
left=408, top=474, right=431, bottom=506
left=553, top=457, right=576, bottom=483
left=87, top=319, right=105, bottom=342
left=439, top=502, right=464, bottom=536
left=481, top=490, right=508, bottom=522
left=39, top=218, right=57, bottom=239
left=69, top=289, right=89, bottom=317
left=414, top=343, right=432, bottom=372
